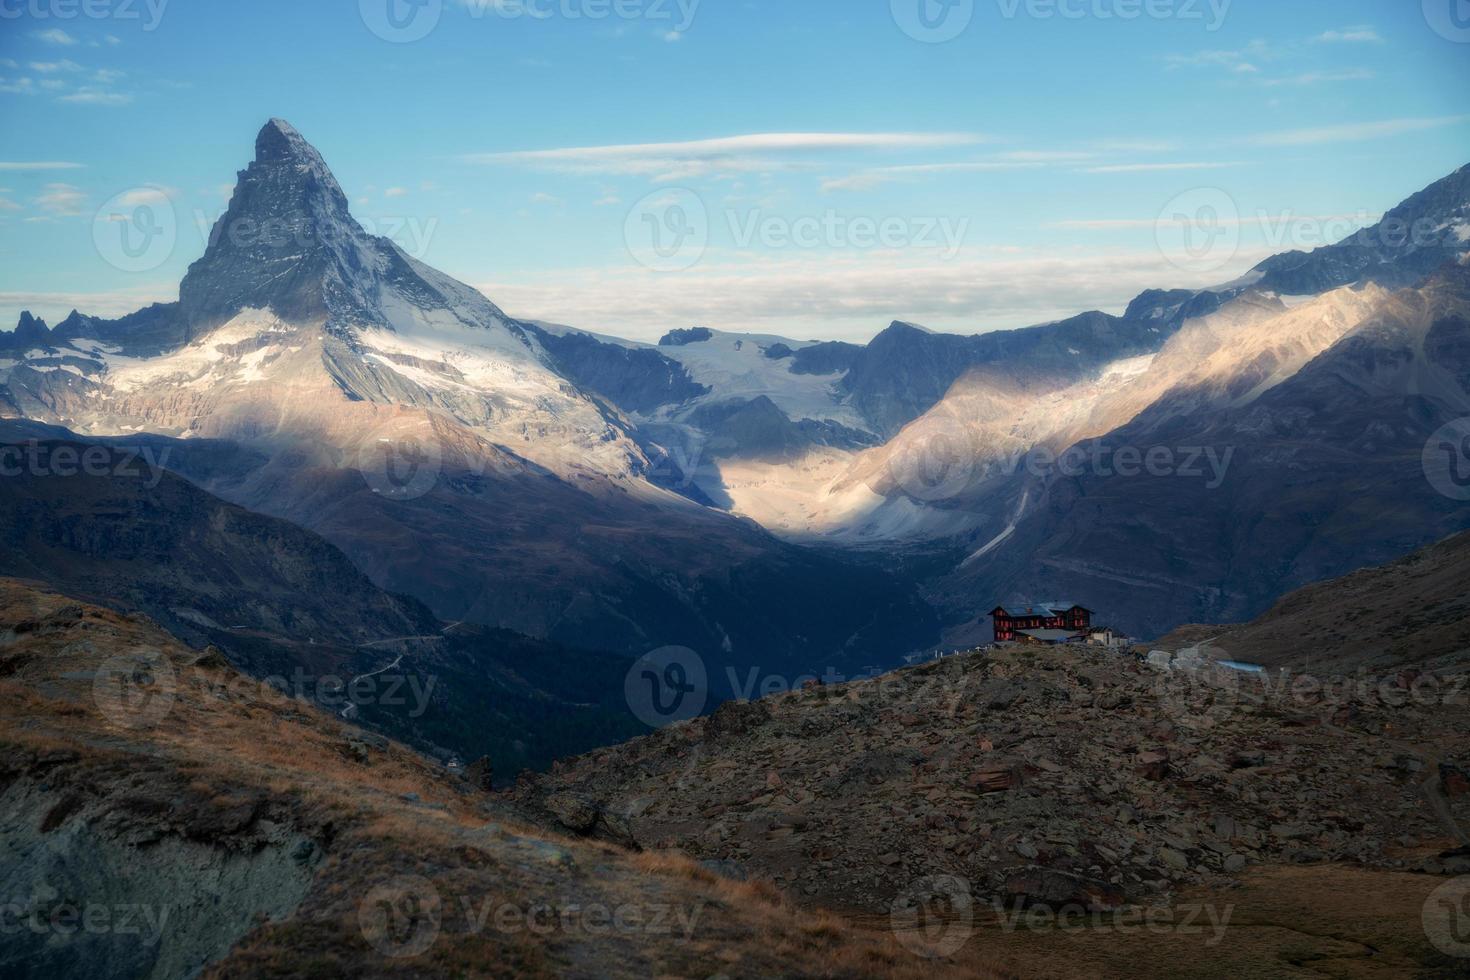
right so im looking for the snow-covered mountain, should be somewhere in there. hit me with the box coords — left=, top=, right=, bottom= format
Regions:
left=3, top=119, right=1468, bottom=650
left=0, top=120, right=938, bottom=673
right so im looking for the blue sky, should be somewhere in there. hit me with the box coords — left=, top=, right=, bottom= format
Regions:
left=1, top=0, right=1467, bottom=341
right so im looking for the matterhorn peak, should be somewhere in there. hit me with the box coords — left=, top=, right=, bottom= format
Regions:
left=175, top=118, right=514, bottom=345
left=177, top=118, right=381, bottom=333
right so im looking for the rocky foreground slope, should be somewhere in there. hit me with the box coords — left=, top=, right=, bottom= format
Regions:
left=1158, top=529, right=1470, bottom=672
left=0, top=580, right=975, bottom=980
left=518, top=635, right=1470, bottom=917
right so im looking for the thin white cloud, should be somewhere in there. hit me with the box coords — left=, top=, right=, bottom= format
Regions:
left=996, top=150, right=1098, bottom=162
left=29, top=60, right=83, bottom=73
left=0, top=161, right=85, bottom=171
left=530, top=192, right=562, bottom=205
left=1259, top=69, right=1376, bottom=87
left=1049, top=212, right=1378, bottom=231
left=35, top=183, right=87, bottom=215
left=58, top=88, right=134, bottom=106
left=1080, top=161, right=1246, bottom=174
left=1315, top=26, right=1382, bottom=43
left=1164, top=40, right=1276, bottom=73
left=1245, top=115, right=1470, bottom=147
left=0, top=198, right=21, bottom=212
left=464, top=132, right=990, bottom=181
left=474, top=247, right=1278, bottom=342
left=1092, top=139, right=1182, bottom=153
left=0, top=286, right=174, bottom=327
left=821, top=161, right=1044, bottom=192
left=111, top=186, right=177, bottom=208
left=33, top=28, right=77, bottom=45
left=384, top=187, right=408, bottom=198
left=0, top=78, right=38, bottom=95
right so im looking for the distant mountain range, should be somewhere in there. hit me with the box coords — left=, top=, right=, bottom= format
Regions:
left=2, top=119, right=1468, bottom=677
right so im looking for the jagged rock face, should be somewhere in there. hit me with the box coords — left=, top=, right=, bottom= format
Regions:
left=529, top=324, right=710, bottom=414
left=950, top=264, right=1470, bottom=641
left=9, top=311, right=50, bottom=348
left=178, top=119, right=523, bottom=345
left=1250, top=164, right=1470, bottom=295
left=179, top=119, right=365, bottom=333
left=842, top=311, right=1179, bottom=438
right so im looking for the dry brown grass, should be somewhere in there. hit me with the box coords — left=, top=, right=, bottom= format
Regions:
left=4, top=578, right=1017, bottom=979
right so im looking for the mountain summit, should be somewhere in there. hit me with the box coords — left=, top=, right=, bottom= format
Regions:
left=179, top=118, right=516, bottom=344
